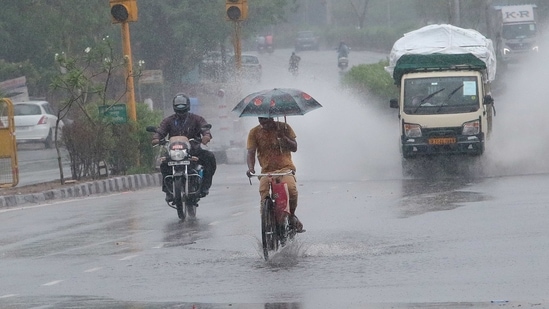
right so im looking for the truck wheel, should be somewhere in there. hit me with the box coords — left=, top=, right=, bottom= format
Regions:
left=401, top=159, right=415, bottom=177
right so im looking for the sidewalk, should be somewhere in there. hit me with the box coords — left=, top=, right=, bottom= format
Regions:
left=0, top=173, right=162, bottom=209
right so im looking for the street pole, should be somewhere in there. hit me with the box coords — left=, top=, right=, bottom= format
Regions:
left=121, top=22, right=137, bottom=122
left=233, top=21, right=242, bottom=71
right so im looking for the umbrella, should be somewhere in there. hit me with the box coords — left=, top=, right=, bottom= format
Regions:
left=232, top=88, right=322, bottom=118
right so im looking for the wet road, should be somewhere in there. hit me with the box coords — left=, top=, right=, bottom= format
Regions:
left=1, top=163, right=549, bottom=308
left=3, top=49, right=549, bottom=307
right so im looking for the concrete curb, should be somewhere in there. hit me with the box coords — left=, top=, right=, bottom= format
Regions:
left=0, top=173, right=162, bottom=209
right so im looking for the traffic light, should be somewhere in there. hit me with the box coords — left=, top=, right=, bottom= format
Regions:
left=110, top=0, right=138, bottom=23
left=226, top=0, right=248, bottom=21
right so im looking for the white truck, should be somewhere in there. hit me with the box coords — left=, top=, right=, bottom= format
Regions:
left=386, top=24, right=496, bottom=161
left=490, top=4, right=539, bottom=63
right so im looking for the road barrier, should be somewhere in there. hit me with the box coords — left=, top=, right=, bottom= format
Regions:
left=0, top=98, right=18, bottom=188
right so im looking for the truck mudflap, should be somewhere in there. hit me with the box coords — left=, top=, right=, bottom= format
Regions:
left=401, top=133, right=484, bottom=158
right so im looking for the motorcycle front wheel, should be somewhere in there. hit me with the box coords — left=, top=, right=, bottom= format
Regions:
left=186, top=200, right=196, bottom=218
left=173, top=177, right=185, bottom=220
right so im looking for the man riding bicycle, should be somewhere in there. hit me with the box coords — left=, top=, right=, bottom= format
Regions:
left=246, top=117, right=304, bottom=232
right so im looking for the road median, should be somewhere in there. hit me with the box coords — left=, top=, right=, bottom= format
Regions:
left=0, top=173, right=161, bottom=209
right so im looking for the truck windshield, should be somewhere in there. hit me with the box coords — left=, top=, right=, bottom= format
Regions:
left=404, top=76, right=480, bottom=115
left=502, top=23, right=536, bottom=40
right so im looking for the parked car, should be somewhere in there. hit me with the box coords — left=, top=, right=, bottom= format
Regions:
left=295, top=31, right=319, bottom=51
left=228, top=54, right=262, bottom=82
left=199, top=51, right=228, bottom=81
left=13, top=100, right=63, bottom=148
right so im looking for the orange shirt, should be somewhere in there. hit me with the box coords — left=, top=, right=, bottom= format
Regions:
left=247, top=122, right=296, bottom=173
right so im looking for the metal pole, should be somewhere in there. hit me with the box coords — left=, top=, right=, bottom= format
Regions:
left=121, top=22, right=137, bottom=121
left=234, top=21, right=242, bottom=71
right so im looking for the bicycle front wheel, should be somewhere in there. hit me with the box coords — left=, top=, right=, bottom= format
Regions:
left=261, top=197, right=277, bottom=260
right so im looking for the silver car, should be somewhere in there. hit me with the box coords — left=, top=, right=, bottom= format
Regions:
left=228, top=54, right=262, bottom=82
left=14, top=101, right=63, bottom=148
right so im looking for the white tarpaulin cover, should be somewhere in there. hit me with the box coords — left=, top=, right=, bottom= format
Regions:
left=385, top=24, right=497, bottom=82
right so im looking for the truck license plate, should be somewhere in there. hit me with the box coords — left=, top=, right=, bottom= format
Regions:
left=429, top=137, right=456, bottom=145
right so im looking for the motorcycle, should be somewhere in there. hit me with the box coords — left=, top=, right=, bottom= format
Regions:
left=288, top=64, right=299, bottom=76
left=337, top=46, right=350, bottom=70
left=289, top=61, right=299, bottom=76
left=258, top=43, right=274, bottom=54
left=146, top=125, right=211, bottom=220
left=257, top=44, right=266, bottom=54
left=338, top=56, right=349, bottom=70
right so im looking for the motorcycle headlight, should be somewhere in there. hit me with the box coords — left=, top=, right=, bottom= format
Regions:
left=169, top=149, right=187, bottom=161
left=404, top=122, right=422, bottom=138
left=462, top=120, right=480, bottom=135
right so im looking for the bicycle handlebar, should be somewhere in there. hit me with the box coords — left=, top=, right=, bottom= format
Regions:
left=247, top=171, right=295, bottom=185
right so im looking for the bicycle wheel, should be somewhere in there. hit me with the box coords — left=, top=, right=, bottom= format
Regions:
left=174, top=177, right=185, bottom=220
left=261, top=197, right=277, bottom=260
left=279, top=214, right=290, bottom=247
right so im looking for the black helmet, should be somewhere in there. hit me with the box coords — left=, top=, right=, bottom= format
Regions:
left=173, top=93, right=190, bottom=114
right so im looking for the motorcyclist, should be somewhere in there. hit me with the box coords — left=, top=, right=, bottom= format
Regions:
left=289, top=52, right=301, bottom=72
left=152, top=93, right=217, bottom=202
left=337, top=41, right=350, bottom=59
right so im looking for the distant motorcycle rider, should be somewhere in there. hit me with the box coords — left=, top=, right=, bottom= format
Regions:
left=289, top=52, right=301, bottom=72
left=152, top=93, right=217, bottom=201
left=337, top=41, right=350, bottom=58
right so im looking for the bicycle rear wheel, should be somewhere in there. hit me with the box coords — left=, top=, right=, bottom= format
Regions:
left=261, top=197, right=277, bottom=260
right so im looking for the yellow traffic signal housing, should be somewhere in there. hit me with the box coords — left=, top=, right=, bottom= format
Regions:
left=110, top=0, right=138, bottom=23
left=226, top=0, right=248, bottom=21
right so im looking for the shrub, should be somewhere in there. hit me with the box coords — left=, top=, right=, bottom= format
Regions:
left=341, top=59, right=399, bottom=106
left=61, top=101, right=162, bottom=180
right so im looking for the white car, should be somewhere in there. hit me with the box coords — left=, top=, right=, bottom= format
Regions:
left=228, top=54, right=262, bottom=82
left=14, top=100, right=63, bottom=148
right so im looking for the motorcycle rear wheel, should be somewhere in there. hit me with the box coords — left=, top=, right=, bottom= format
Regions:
left=261, top=198, right=278, bottom=260
left=174, top=177, right=185, bottom=220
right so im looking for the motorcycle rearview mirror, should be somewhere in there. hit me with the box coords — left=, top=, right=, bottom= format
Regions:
left=146, top=126, right=158, bottom=133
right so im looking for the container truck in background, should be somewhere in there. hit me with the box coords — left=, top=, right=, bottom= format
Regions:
left=490, top=4, right=539, bottom=63
left=386, top=24, right=496, bottom=167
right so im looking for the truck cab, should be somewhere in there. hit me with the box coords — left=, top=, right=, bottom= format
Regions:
left=391, top=67, right=494, bottom=158
left=386, top=25, right=497, bottom=161
left=493, top=5, right=539, bottom=63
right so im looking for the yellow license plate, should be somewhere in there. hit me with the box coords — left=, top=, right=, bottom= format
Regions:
left=429, top=137, right=456, bottom=145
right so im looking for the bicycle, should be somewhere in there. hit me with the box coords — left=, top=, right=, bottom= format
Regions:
left=248, top=171, right=299, bottom=260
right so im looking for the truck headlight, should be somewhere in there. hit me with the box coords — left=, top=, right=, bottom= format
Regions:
left=404, top=123, right=422, bottom=137
left=462, top=120, right=480, bottom=135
